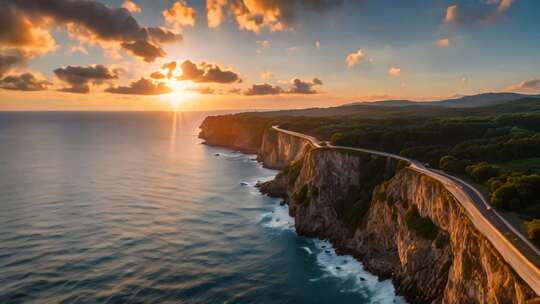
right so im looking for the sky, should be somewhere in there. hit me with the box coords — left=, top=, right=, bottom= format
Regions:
left=1, top=0, right=540, bottom=111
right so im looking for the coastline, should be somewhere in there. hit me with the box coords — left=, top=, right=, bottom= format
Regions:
left=198, top=117, right=538, bottom=304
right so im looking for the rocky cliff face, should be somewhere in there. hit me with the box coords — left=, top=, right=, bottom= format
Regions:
left=257, top=128, right=314, bottom=169
left=199, top=120, right=538, bottom=304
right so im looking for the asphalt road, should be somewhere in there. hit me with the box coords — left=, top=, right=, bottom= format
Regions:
left=272, top=126, right=540, bottom=294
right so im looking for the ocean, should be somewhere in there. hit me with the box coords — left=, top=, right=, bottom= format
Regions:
left=0, top=112, right=404, bottom=304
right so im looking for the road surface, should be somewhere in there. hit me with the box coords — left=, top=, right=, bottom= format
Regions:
left=272, top=125, right=540, bottom=294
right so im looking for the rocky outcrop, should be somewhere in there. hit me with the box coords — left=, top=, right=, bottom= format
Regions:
left=199, top=119, right=539, bottom=304
left=198, top=115, right=270, bottom=153
left=258, top=127, right=314, bottom=169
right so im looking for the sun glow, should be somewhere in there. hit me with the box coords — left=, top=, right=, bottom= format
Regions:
left=162, top=80, right=196, bottom=110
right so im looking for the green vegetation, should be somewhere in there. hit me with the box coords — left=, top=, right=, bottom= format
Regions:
left=284, top=159, right=304, bottom=186
left=405, top=206, right=439, bottom=240
left=206, top=97, right=540, bottom=243
left=294, top=185, right=310, bottom=206
left=524, top=220, right=540, bottom=247
left=274, top=98, right=540, bottom=241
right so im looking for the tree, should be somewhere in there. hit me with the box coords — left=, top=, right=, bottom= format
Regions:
left=525, top=220, right=540, bottom=246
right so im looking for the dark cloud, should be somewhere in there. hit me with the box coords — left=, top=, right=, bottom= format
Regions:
left=121, top=40, right=165, bottom=63
left=0, top=51, right=28, bottom=77
left=288, top=78, right=322, bottom=94
left=54, top=65, right=118, bottom=94
left=177, top=60, right=241, bottom=83
left=243, top=77, right=323, bottom=95
left=106, top=78, right=172, bottom=95
left=244, top=83, right=284, bottom=96
left=0, top=5, right=55, bottom=53
left=0, top=73, right=51, bottom=91
left=312, top=77, right=323, bottom=85
left=4, top=0, right=182, bottom=62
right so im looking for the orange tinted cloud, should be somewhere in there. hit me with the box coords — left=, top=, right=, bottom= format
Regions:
left=177, top=60, right=241, bottom=84
left=4, top=0, right=181, bottom=63
left=163, top=1, right=197, bottom=30
left=206, top=0, right=342, bottom=33
left=122, top=0, right=141, bottom=13
left=345, top=49, right=365, bottom=68
left=389, top=67, right=401, bottom=77
left=436, top=38, right=450, bottom=48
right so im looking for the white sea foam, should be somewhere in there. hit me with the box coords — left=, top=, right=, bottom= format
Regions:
left=313, top=240, right=406, bottom=304
left=301, top=246, right=313, bottom=255
left=259, top=203, right=295, bottom=231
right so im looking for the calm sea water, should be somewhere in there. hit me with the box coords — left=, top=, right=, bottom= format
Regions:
left=0, top=112, right=404, bottom=304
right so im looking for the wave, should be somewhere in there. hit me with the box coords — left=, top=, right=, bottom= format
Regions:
left=313, top=240, right=406, bottom=304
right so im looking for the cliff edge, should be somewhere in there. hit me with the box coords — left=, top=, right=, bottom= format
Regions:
left=199, top=116, right=539, bottom=304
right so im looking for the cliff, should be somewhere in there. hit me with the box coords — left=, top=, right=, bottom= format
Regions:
left=199, top=118, right=539, bottom=304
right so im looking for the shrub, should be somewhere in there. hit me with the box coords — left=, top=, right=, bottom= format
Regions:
left=439, top=155, right=471, bottom=174
left=287, top=159, right=304, bottom=185
left=466, top=162, right=500, bottom=183
left=343, top=198, right=371, bottom=232
left=294, top=185, right=310, bottom=206
left=524, top=220, right=540, bottom=246
left=330, top=132, right=345, bottom=145
left=405, top=206, right=439, bottom=240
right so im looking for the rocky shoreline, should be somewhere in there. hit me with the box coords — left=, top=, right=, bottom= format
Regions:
left=199, top=117, right=538, bottom=304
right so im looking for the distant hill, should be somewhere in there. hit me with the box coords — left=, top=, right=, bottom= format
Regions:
left=345, top=92, right=537, bottom=108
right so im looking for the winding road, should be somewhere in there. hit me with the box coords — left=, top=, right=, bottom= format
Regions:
left=272, top=125, right=540, bottom=295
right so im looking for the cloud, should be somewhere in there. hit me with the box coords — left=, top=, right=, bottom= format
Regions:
left=436, top=38, right=450, bottom=48
left=150, top=71, right=166, bottom=79
left=443, top=0, right=514, bottom=26
left=122, top=0, right=141, bottom=13
left=244, top=83, right=284, bottom=96
left=177, top=60, right=241, bottom=83
left=206, top=0, right=343, bottom=33
left=260, top=71, right=274, bottom=80
left=0, top=6, right=56, bottom=54
left=106, top=78, right=172, bottom=95
left=121, top=40, right=165, bottom=63
left=244, top=77, right=323, bottom=95
left=444, top=5, right=458, bottom=23
left=188, top=86, right=216, bottom=95
left=389, top=67, right=401, bottom=77
left=162, top=61, right=177, bottom=78
left=288, top=78, right=322, bottom=94
left=256, top=40, right=270, bottom=48
left=346, top=49, right=365, bottom=68
left=287, top=46, right=299, bottom=52
left=163, top=1, right=197, bottom=30
left=507, top=78, right=540, bottom=92
left=0, top=73, right=51, bottom=91
left=54, top=65, right=118, bottom=94
left=5, top=0, right=182, bottom=62
left=0, top=51, right=28, bottom=77
left=207, top=0, right=228, bottom=28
